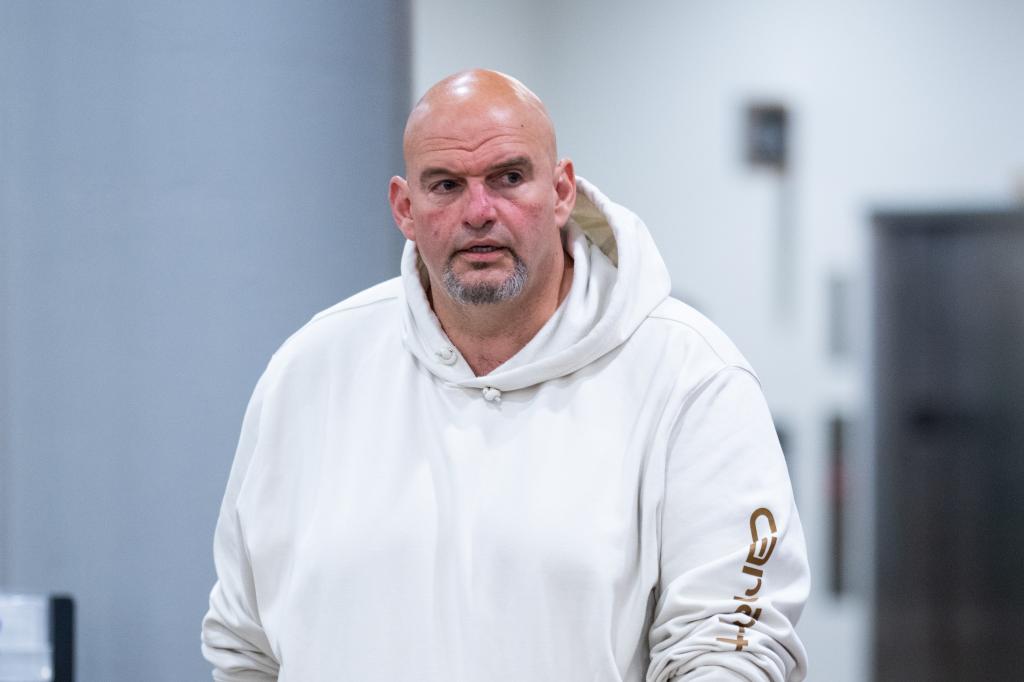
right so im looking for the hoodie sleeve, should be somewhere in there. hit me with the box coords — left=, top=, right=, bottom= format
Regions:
left=201, top=372, right=280, bottom=681
left=647, top=367, right=810, bottom=682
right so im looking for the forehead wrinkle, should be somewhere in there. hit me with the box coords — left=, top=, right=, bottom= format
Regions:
left=413, top=130, right=541, bottom=156
left=408, top=116, right=554, bottom=163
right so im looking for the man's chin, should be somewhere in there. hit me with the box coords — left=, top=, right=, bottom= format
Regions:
left=450, top=275, right=506, bottom=298
left=442, top=263, right=527, bottom=306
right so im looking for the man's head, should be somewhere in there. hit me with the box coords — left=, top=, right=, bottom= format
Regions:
left=389, top=69, right=576, bottom=309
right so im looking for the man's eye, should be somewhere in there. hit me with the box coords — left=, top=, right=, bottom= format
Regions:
left=433, top=179, right=459, bottom=193
left=503, top=171, right=524, bottom=185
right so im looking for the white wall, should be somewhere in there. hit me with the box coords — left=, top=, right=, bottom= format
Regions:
left=413, top=1, right=1024, bottom=679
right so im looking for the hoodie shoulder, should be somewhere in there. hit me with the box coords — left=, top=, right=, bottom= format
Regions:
left=309, top=276, right=402, bottom=323
left=271, top=277, right=402, bottom=365
left=646, top=297, right=755, bottom=376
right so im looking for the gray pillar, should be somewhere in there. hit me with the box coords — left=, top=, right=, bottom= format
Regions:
left=0, top=1, right=410, bottom=679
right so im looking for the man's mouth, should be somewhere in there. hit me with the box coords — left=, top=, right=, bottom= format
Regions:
left=454, top=244, right=509, bottom=268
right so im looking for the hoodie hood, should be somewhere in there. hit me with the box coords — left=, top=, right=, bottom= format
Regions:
left=400, top=177, right=671, bottom=393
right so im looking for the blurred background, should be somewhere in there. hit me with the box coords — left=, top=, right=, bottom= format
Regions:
left=1, top=1, right=1022, bottom=680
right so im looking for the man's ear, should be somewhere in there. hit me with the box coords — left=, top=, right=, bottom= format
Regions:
left=389, top=176, right=415, bottom=241
left=552, top=159, right=577, bottom=228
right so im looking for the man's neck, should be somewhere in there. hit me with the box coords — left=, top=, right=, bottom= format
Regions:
left=431, top=253, right=574, bottom=376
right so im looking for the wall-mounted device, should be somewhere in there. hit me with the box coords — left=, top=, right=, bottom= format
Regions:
left=745, top=101, right=794, bottom=317
left=745, top=103, right=789, bottom=172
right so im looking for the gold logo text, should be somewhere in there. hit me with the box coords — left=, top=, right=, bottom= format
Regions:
left=716, top=507, right=778, bottom=651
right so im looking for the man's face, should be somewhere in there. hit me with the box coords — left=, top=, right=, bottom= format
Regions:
left=390, top=103, right=574, bottom=308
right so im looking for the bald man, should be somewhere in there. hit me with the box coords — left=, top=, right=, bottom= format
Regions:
left=202, top=70, right=810, bottom=681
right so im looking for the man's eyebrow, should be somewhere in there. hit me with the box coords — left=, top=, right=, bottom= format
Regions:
left=419, top=166, right=456, bottom=185
left=418, top=157, right=534, bottom=187
left=487, top=156, right=533, bottom=174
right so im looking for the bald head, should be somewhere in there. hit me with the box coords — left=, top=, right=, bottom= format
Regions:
left=403, top=69, right=557, bottom=169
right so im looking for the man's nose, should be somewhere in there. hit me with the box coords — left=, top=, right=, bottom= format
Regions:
left=463, top=181, right=496, bottom=229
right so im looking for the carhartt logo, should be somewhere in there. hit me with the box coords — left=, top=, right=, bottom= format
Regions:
left=716, top=507, right=778, bottom=651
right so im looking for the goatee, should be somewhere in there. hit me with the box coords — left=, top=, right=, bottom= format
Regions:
left=442, top=255, right=528, bottom=305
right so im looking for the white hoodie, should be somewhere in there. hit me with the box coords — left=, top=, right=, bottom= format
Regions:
left=202, top=178, right=810, bottom=681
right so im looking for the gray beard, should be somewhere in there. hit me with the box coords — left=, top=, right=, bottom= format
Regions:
left=442, top=254, right=528, bottom=305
